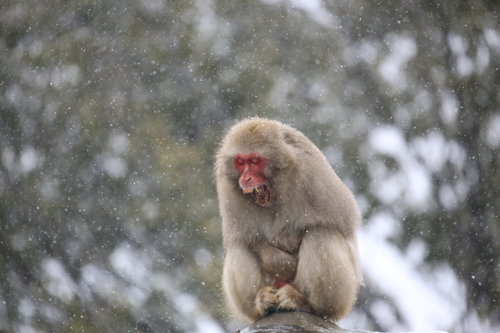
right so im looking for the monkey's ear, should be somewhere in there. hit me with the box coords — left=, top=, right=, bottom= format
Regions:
left=276, top=134, right=297, bottom=170
left=282, top=131, right=298, bottom=146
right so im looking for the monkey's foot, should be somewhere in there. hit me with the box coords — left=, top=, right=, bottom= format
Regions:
left=276, top=284, right=308, bottom=312
left=255, top=286, right=278, bottom=317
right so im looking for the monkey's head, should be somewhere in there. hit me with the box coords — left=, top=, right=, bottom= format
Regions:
left=217, top=118, right=297, bottom=207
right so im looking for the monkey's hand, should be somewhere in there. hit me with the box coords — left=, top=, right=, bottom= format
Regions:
left=255, top=286, right=278, bottom=317
left=256, top=241, right=298, bottom=282
left=255, top=284, right=309, bottom=317
left=276, top=284, right=309, bottom=313
left=255, top=284, right=310, bottom=317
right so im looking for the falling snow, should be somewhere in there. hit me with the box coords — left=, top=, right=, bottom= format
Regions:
left=1, top=0, right=499, bottom=332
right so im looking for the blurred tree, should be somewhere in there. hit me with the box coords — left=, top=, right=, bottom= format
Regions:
left=0, top=0, right=499, bottom=332
left=328, top=0, right=500, bottom=320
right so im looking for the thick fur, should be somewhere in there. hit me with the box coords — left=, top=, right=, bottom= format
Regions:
left=215, top=118, right=362, bottom=323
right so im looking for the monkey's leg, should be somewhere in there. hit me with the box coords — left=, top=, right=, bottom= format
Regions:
left=223, top=245, right=267, bottom=322
left=294, top=227, right=361, bottom=321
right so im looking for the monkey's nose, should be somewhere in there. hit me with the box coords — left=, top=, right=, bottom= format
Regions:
left=246, top=177, right=252, bottom=182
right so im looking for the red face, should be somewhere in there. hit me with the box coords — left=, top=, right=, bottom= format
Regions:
left=233, top=153, right=273, bottom=207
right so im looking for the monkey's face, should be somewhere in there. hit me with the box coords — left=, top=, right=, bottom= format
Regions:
left=233, top=153, right=273, bottom=207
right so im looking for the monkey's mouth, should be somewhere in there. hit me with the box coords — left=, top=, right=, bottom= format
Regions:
left=243, top=184, right=273, bottom=207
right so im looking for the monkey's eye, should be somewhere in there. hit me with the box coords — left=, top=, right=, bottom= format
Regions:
left=250, top=157, right=261, bottom=165
left=235, top=157, right=245, bottom=165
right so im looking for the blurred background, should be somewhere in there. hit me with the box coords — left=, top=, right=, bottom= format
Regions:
left=1, top=0, right=499, bottom=332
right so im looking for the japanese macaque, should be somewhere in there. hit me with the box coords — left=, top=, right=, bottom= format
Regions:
left=215, top=118, right=362, bottom=323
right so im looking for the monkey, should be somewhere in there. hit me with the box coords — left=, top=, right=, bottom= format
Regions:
left=215, top=117, right=362, bottom=323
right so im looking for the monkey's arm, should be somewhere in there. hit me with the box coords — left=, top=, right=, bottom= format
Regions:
left=256, top=241, right=298, bottom=282
left=269, top=228, right=304, bottom=254
left=223, top=243, right=268, bottom=322
left=293, top=226, right=361, bottom=321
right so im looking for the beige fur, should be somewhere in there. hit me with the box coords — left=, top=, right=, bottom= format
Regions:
left=215, top=118, right=362, bottom=323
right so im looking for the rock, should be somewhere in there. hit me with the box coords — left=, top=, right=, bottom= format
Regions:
left=238, top=312, right=448, bottom=333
